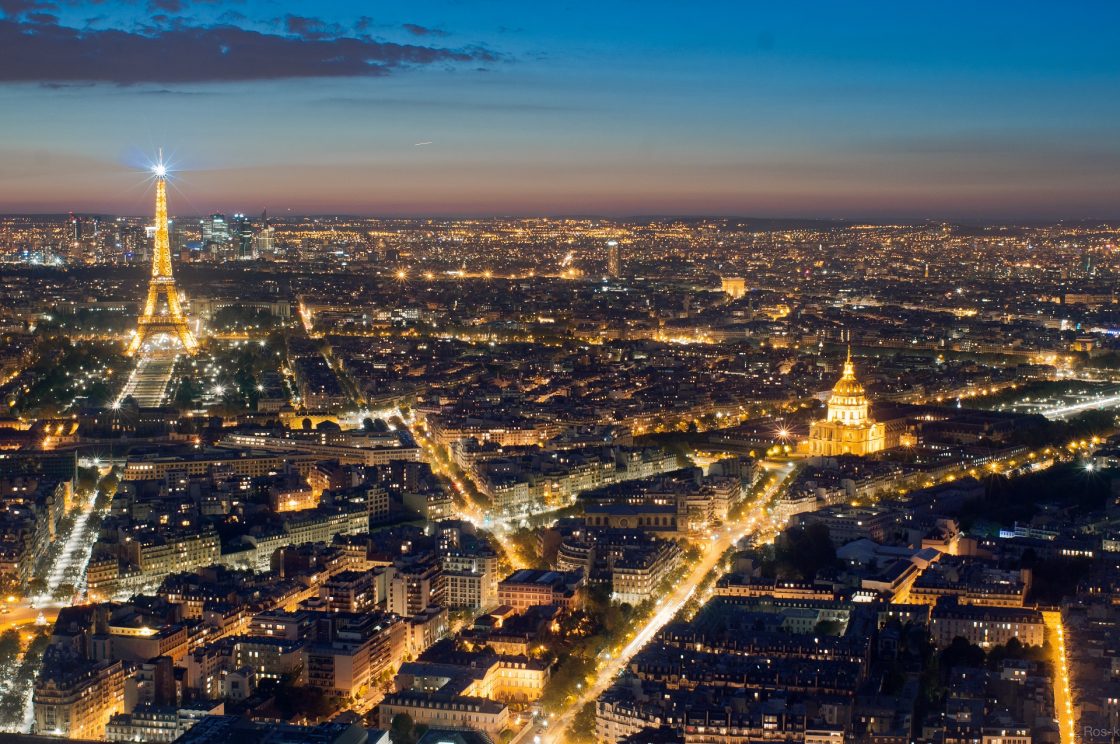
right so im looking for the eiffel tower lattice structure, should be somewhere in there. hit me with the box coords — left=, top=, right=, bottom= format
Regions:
left=126, top=156, right=198, bottom=356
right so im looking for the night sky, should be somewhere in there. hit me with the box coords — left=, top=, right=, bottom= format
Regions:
left=2, top=1, right=1119, bottom=219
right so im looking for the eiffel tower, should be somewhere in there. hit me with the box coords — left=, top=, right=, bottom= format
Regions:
left=126, top=155, right=198, bottom=356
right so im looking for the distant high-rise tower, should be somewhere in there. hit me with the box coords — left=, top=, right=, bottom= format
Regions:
left=606, top=240, right=622, bottom=277
left=253, top=227, right=274, bottom=257
left=167, top=218, right=186, bottom=258
left=253, top=210, right=274, bottom=257
left=126, top=155, right=198, bottom=356
left=68, top=212, right=85, bottom=262
left=232, top=213, right=254, bottom=260
left=201, top=213, right=229, bottom=254
left=254, top=209, right=274, bottom=257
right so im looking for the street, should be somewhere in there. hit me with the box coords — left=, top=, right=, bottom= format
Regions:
left=543, top=462, right=796, bottom=742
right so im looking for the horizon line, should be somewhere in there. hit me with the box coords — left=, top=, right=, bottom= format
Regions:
left=5, top=211, right=1120, bottom=227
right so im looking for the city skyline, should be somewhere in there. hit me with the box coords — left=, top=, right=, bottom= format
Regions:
left=4, top=5, right=1120, bottom=743
left=2, top=1, right=1120, bottom=219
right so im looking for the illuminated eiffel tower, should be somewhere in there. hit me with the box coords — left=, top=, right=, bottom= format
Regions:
left=126, top=154, right=198, bottom=356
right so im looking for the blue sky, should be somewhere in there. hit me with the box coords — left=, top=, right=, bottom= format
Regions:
left=1, top=1, right=1119, bottom=219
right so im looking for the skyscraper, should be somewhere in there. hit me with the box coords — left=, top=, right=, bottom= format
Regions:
left=232, top=213, right=255, bottom=260
left=201, top=213, right=229, bottom=254
left=68, top=213, right=84, bottom=262
left=168, top=218, right=186, bottom=258
left=606, top=240, right=622, bottom=277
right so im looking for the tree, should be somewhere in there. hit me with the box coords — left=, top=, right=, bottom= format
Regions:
left=539, top=653, right=594, bottom=711
left=212, top=305, right=277, bottom=332
left=773, top=523, right=837, bottom=581
left=0, top=629, right=19, bottom=665
left=76, top=466, right=99, bottom=497
left=267, top=671, right=337, bottom=721
left=390, top=713, right=418, bottom=744
left=97, top=471, right=120, bottom=501
left=53, top=582, right=76, bottom=601
left=173, top=376, right=202, bottom=410
left=985, top=636, right=1045, bottom=668
left=940, top=636, right=986, bottom=671
left=505, top=527, right=543, bottom=566
left=568, top=703, right=598, bottom=744
left=813, top=619, right=843, bottom=636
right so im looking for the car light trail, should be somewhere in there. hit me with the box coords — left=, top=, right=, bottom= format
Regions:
left=1040, top=392, right=1120, bottom=420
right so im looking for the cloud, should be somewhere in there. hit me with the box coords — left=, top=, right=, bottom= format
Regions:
left=0, top=0, right=46, bottom=17
left=123, top=87, right=221, bottom=96
left=283, top=14, right=344, bottom=40
left=0, top=14, right=500, bottom=84
left=37, top=81, right=95, bottom=89
left=402, top=23, right=447, bottom=38
left=318, top=96, right=588, bottom=113
left=217, top=9, right=242, bottom=20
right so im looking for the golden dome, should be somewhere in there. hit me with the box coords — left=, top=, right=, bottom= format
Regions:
left=832, top=376, right=865, bottom=397
left=831, top=349, right=865, bottom=397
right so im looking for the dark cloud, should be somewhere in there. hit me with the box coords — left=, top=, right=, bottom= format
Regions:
left=0, top=0, right=47, bottom=17
left=402, top=23, right=447, bottom=38
left=283, top=14, right=344, bottom=40
left=38, top=81, right=95, bottom=89
left=123, top=87, right=220, bottom=96
left=216, top=9, right=245, bottom=24
left=0, top=15, right=500, bottom=84
left=149, top=0, right=181, bottom=12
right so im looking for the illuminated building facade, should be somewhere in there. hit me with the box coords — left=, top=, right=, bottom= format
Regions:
left=721, top=276, right=746, bottom=298
left=808, top=350, right=886, bottom=457
left=606, top=240, right=621, bottom=277
left=33, top=653, right=125, bottom=740
left=201, top=213, right=229, bottom=250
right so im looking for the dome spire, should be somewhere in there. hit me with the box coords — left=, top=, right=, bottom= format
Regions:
left=842, top=345, right=855, bottom=379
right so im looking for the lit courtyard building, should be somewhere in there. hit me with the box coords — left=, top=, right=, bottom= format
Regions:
left=808, top=350, right=886, bottom=457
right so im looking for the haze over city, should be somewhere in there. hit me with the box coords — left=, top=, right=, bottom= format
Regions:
left=2, top=0, right=1120, bottom=218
